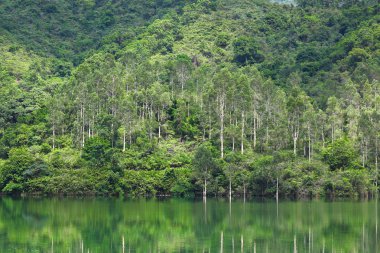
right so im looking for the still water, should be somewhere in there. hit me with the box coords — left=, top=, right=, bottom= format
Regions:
left=0, top=198, right=378, bottom=253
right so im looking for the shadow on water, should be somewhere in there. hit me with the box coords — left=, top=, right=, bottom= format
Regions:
left=0, top=197, right=378, bottom=252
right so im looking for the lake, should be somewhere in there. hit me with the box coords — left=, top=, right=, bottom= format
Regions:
left=0, top=198, right=378, bottom=252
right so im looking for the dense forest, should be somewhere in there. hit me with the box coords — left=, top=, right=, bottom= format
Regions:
left=0, top=0, right=379, bottom=198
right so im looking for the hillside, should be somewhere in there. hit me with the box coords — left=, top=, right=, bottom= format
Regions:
left=0, top=0, right=379, bottom=198
left=0, top=0, right=191, bottom=64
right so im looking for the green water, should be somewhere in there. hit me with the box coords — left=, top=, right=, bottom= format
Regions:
left=0, top=198, right=378, bottom=253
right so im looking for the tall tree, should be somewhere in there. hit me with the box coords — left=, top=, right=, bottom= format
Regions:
left=213, top=68, right=232, bottom=159
left=287, top=87, right=310, bottom=156
left=235, top=73, right=251, bottom=154
left=193, top=144, right=216, bottom=197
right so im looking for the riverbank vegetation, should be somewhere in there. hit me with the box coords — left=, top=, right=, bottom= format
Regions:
left=0, top=0, right=379, bottom=198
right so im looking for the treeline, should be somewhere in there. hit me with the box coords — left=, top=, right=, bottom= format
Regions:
left=0, top=0, right=379, bottom=198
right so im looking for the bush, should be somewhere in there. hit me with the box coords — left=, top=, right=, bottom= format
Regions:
left=25, top=169, right=124, bottom=196
left=123, top=170, right=163, bottom=196
left=322, top=138, right=357, bottom=170
left=0, top=147, right=34, bottom=194
left=49, top=148, right=83, bottom=169
left=82, top=137, right=111, bottom=168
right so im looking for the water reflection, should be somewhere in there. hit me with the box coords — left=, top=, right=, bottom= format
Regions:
left=0, top=198, right=378, bottom=252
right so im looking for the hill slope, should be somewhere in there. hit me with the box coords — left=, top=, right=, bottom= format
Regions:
left=0, top=0, right=192, bottom=64
left=0, top=0, right=379, bottom=198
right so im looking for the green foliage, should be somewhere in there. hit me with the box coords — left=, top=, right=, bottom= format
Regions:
left=23, top=158, right=50, bottom=179
left=0, top=148, right=34, bottom=194
left=233, top=36, right=265, bottom=65
left=0, top=0, right=190, bottom=63
left=122, top=169, right=192, bottom=196
left=322, top=138, right=357, bottom=170
left=193, top=143, right=217, bottom=175
left=82, top=137, right=111, bottom=168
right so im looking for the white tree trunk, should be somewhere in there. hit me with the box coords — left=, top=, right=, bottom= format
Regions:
left=158, top=111, right=161, bottom=141
left=81, top=106, right=85, bottom=148
left=229, top=179, right=232, bottom=200
left=243, top=184, right=246, bottom=202
left=293, top=124, right=299, bottom=156
left=123, top=129, right=126, bottom=152
left=241, top=111, right=245, bottom=154
left=276, top=177, right=279, bottom=200
left=241, top=235, right=243, bottom=253
left=203, top=178, right=207, bottom=198
left=220, top=231, right=224, bottom=253
left=52, top=124, right=55, bottom=150
left=308, top=124, right=311, bottom=162
left=253, top=112, right=257, bottom=149
left=219, top=96, right=225, bottom=159
left=209, top=115, right=212, bottom=140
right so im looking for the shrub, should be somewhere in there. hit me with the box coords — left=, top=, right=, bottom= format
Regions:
left=322, top=138, right=357, bottom=170
left=82, top=137, right=111, bottom=168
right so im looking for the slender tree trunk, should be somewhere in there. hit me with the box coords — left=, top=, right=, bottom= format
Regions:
left=158, top=111, right=161, bottom=141
left=111, top=122, right=114, bottom=148
left=81, top=105, right=85, bottom=148
left=241, top=111, right=245, bottom=154
left=149, top=105, right=153, bottom=141
left=365, top=139, right=368, bottom=165
left=376, top=136, right=378, bottom=190
left=123, top=129, right=126, bottom=152
left=241, top=235, right=243, bottom=253
left=362, top=140, right=365, bottom=167
left=229, top=178, right=232, bottom=200
left=158, top=122, right=161, bottom=141
left=203, top=178, right=207, bottom=198
left=322, top=240, right=325, bottom=253
left=308, top=124, right=311, bottom=162
left=221, top=124, right=224, bottom=159
left=220, top=96, right=225, bottom=159
left=52, top=124, right=55, bottom=150
left=253, top=112, right=257, bottom=149
left=293, top=122, right=299, bottom=156
left=243, top=183, right=246, bottom=202
left=220, top=231, right=223, bottom=253
left=276, top=177, right=279, bottom=201
left=209, top=115, right=212, bottom=140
